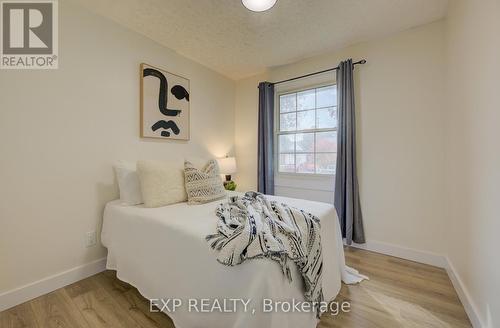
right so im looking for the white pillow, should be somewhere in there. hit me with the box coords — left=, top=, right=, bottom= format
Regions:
left=137, top=160, right=187, bottom=208
left=113, top=161, right=143, bottom=205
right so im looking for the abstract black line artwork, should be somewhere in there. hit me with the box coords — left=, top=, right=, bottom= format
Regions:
left=151, top=120, right=181, bottom=137
left=171, top=85, right=190, bottom=101
left=143, top=68, right=182, bottom=117
left=140, top=63, right=190, bottom=140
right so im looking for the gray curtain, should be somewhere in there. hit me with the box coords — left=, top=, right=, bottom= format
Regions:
left=257, top=82, right=275, bottom=195
left=334, top=59, right=365, bottom=244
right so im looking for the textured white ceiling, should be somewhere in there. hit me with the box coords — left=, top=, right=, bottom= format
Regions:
left=72, top=0, right=448, bottom=79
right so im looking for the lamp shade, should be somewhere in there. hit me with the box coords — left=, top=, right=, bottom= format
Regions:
left=217, top=157, right=237, bottom=175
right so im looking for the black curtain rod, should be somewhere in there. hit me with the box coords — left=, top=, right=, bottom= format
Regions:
left=271, top=59, right=366, bottom=86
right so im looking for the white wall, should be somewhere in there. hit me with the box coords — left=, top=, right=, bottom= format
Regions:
left=2, top=1, right=498, bottom=324
left=235, top=22, right=447, bottom=256
left=444, top=0, right=500, bottom=326
left=0, top=0, right=235, bottom=293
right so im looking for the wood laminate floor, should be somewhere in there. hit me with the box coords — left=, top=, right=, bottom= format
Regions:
left=0, top=247, right=472, bottom=327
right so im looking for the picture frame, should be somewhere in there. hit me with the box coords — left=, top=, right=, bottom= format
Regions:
left=140, top=63, right=190, bottom=140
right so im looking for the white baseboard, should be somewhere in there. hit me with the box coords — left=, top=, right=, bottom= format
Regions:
left=0, top=244, right=484, bottom=328
left=345, top=239, right=483, bottom=328
left=445, top=258, right=484, bottom=328
left=0, top=257, right=107, bottom=312
left=345, top=239, right=447, bottom=268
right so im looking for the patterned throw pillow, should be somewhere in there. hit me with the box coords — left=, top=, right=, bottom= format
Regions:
left=184, top=160, right=226, bottom=205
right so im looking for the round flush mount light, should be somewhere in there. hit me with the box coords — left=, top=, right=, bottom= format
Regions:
left=242, top=0, right=277, bottom=12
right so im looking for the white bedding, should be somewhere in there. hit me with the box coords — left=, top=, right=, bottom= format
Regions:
left=101, top=192, right=363, bottom=328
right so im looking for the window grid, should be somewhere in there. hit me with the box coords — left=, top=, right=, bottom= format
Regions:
left=277, top=85, right=337, bottom=175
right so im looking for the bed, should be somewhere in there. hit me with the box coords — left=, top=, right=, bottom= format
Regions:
left=101, top=192, right=362, bottom=328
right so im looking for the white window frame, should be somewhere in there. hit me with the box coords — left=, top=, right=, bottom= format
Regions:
left=274, top=80, right=337, bottom=178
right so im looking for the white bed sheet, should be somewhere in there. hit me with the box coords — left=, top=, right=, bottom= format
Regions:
left=101, top=193, right=357, bottom=328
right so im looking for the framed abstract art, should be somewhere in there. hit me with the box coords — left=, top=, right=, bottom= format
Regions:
left=140, top=63, right=190, bottom=140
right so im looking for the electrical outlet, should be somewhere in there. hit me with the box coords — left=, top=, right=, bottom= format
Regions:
left=86, top=231, right=97, bottom=248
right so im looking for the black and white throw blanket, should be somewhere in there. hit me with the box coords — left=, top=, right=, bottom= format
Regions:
left=206, top=192, right=324, bottom=314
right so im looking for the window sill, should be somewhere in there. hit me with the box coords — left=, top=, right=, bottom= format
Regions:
left=275, top=173, right=335, bottom=193
left=276, top=172, right=335, bottom=179
left=275, top=184, right=334, bottom=193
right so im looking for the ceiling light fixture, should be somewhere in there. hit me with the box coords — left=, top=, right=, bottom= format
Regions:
left=242, top=0, right=277, bottom=12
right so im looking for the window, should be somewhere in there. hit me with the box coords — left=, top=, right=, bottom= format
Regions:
left=277, top=85, right=337, bottom=175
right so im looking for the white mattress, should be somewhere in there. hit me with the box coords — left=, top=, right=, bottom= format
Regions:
left=101, top=193, right=360, bottom=328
